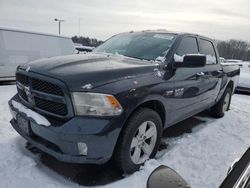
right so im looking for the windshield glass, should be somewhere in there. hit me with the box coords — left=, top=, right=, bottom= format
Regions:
left=93, top=32, right=176, bottom=61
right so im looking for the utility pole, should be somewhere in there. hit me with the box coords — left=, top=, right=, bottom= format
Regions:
left=54, top=18, right=65, bottom=35
left=78, top=18, right=81, bottom=36
left=248, top=48, right=250, bottom=61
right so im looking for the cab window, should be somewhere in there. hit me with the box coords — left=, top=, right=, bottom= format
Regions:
left=176, top=37, right=199, bottom=56
left=199, top=39, right=217, bottom=64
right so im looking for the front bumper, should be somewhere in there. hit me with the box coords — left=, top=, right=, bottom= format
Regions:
left=9, top=95, right=124, bottom=164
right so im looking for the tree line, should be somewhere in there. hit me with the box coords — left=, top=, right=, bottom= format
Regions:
left=217, top=40, right=250, bottom=61
left=72, top=35, right=250, bottom=61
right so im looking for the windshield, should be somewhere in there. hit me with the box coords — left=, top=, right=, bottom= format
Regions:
left=93, top=32, right=176, bottom=61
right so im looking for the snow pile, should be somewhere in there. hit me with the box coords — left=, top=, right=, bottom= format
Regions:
left=0, top=85, right=77, bottom=188
left=238, top=65, right=250, bottom=86
left=0, top=85, right=249, bottom=188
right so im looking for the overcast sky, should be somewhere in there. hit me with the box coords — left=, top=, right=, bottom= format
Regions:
left=0, top=0, right=249, bottom=42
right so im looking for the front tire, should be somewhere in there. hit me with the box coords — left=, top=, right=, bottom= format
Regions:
left=211, top=87, right=232, bottom=118
left=114, top=108, right=162, bottom=174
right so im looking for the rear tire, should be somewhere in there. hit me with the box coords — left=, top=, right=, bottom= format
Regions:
left=211, top=87, right=232, bottom=118
left=114, top=108, right=162, bottom=174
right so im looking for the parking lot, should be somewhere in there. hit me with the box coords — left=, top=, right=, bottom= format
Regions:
left=0, top=84, right=249, bottom=188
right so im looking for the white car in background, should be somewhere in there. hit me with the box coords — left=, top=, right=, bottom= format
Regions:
left=224, top=59, right=243, bottom=64
left=236, top=62, right=250, bottom=93
left=74, top=43, right=94, bottom=53
left=0, top=27, right=75, bottom=81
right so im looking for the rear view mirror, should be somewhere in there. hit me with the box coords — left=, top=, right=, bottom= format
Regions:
left=173, top=54, right=206, bottom=68
left=147, top=165, right=190, bottom=188
left=219, top=147, right=250, bottom=188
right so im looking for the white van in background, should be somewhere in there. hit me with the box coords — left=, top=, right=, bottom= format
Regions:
left=0, top=27, right=75, bottom=81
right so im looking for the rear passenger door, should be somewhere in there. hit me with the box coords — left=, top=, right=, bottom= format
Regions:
left=197, top=38, right=222, bottom=105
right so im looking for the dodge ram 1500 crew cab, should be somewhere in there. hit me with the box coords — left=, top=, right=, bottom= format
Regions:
left=9, top=31, right=240, bottom=173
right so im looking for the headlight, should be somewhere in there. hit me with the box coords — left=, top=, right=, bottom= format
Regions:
left=72, top=92, right=123, bottom=116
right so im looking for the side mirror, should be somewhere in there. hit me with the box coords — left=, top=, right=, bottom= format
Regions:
left=219, top=147, right=250, bottom=188
left=147, top=165, right=190, bottom=188
left=173, top=54, right=206, bottom=68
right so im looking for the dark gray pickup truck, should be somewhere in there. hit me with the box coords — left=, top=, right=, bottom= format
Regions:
left=9, top=31, right=240, bottom=173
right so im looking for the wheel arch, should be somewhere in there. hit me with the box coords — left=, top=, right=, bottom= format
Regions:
left=112, top=99, right=166, bottom=157
left=136, top=100, right=166, bottom=127
left=227, top=80, right=234, bottom=93
left=112, top=99, right=165, bottom=170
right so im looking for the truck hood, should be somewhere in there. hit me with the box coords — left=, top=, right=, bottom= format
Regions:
left=19, top=53, right=159, bottom=91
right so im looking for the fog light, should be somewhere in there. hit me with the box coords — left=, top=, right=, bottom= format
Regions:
left=77, top=142, right=88, bottom=155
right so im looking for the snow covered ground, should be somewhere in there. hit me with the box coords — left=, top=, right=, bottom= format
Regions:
left=0, top=85, right=249, bottom=188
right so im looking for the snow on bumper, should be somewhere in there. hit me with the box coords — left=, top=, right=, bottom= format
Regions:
left=9, top=100, right=50, bottom=126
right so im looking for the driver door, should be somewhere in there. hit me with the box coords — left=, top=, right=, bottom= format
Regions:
left=169, top=36, right=209, bottom=124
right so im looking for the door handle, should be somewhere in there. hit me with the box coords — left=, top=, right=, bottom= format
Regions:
left=215, top=70, right=223, bottom=77
left=196, top=72, right=205, bottom=77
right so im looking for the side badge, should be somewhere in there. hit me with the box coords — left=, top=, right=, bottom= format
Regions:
left=165, top=88, right=184, bottom=97
left=174, top=88, right=184, bottom=97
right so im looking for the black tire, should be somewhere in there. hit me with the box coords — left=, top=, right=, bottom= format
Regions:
left=114, top=108, right=162, bottom=174
left=211, top=87, right=232, bottom=118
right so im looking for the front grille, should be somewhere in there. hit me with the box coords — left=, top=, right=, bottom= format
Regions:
left=31, top=78, right=64, bottom=96
left=16, top=73, right=28, bottom=85
left=17, top=87, right=28, bottom=101
left=34, top=97, right=67, bottom=116
left=16, top=72, right=68, bottom=117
